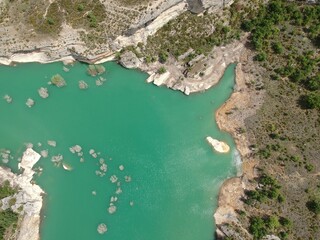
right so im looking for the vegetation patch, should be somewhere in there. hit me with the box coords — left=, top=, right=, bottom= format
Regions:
left=0, top=181, right=19, bottom=240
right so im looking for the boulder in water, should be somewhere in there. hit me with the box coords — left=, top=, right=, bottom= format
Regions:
left=26, top=98, right=35, bottom=108
left=206, top=137, right=230, bottom=153
left=108, top=205, right=117, bottom=214
left=3, top=95, right=12, bottom=103
left=38, top=87, right=49, bottom=98
left=51, top=74, right=66, bottom=87
left=97, top=223, right=107, bottom=234
left=78, top=80, right=88, bottom=90
left=47, top=140, right=57, bottom=147
left=40, top=150, right=48, bottom=158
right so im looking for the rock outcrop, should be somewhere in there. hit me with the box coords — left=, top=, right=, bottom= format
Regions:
left=119, top=51, right=141, bottom=69
left=206, top=137, right=230, bottom=153
left=0, top=148, right=44, bottom=240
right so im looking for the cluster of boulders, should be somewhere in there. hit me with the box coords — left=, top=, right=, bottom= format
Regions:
left=1, top=149, right=12, bottom=163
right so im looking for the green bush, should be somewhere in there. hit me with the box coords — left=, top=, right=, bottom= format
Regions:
left=304, top=92, right=320, bottom=109
left=157, top=67, right=167, bottom=74
left=306, top=198, right=320, bottom=214
left=254, top=52, right=267, bottom=62
left=0, top=209, right=19, bottom=239
left=0, top=181, right=17, bottom=199
left=249, top=217, right=267, bottom=240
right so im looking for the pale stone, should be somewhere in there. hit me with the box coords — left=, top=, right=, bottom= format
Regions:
left=26, top=98, right=35, bottom=108
left=47, top=140, right=56, bottom=147
left=97, top=223, right=107, bottom=234
left=206, top=136, right=230, bottom=153
left=38, top=87, right=49, bottom=99
left=108, top=205, right=117, bottom=214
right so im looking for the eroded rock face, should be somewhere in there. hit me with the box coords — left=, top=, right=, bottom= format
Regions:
left=119, top=51, right=141, bottom=69
left=187, top=0, right=204, bottom=13
left=202, top=0, right=234, bottom=9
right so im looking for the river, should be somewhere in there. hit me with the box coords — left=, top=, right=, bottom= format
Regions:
left=0, top=61, right=237, bottom=240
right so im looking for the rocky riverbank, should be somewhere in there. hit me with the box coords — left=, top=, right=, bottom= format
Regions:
left=214, top=48, right=266, bottom=238
left=0, top=148, right=44, bottom=240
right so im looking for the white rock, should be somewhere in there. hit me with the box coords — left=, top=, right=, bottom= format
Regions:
left=38, top=87, right=49, bottom=98
left=108, top=205, right=117, bottom=214
left=40, top=150, right=48, bottom=158
left=97, top=223, right=107, bottom=234
left=26, top=98, right=35, bottom=108
left=3, top=94, right=12, bottom=103
left=47, top=140, right=56, bottom=147
left=206, top=136, right=230, bottom=153
left=110, top=175, right=118, bottom=183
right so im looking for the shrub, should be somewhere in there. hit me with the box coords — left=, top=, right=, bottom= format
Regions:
left=159, top=51, right=168, bottom=63
left=304, top=92, right=320, bottom=109
left=305, top=163, right=314, bottom=172
left=254, top=52, right=267, bottom=61
left=157, top=67, right=167, bottom=74
left=249, top=217, right=267, bottom=240
left=306, top=198, right=320, bottom=214
left=0, top=181, right=17, bottom=199
left=272, top=42, right=284, bottom=54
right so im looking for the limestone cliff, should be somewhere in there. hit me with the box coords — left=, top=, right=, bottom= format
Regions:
left=0, top=0, right=231, bottom=65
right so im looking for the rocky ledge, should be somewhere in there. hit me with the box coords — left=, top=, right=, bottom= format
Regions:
left=0, top=148, right=44, bottom=240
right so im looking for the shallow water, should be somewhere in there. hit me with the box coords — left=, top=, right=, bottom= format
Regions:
left=0, top=61, right=236, bottom=240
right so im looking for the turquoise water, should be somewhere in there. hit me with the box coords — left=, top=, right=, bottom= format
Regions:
left=0, top=61, right=236, bottom=240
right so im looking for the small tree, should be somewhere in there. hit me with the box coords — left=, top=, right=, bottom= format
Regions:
left=307, top=198, right=320, bottom=214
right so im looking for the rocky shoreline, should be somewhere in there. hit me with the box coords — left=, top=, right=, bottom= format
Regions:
left=0, top=148, right=44, bottom=240
left=0, top=36, right=259, bottom=239
left=0, top=1, right=263, bottom=238
left=214, top=49, right=265, bottom=238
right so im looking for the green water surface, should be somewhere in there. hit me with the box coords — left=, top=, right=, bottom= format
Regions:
left=0, top=61, right=237, bottom=240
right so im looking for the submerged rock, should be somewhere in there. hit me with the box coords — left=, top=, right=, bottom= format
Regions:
left=89, top=149, right=97, bottom=158
left=100, top=163, right=107, bottom=172
left=96, top=77, right=106, bottom=86
left=110, top=196, right=118, bottom=203
left=26, top=98, right=35, bottom=108
left=3, top=94, right=12, bottom=103
left=51, top=74, right=66, bottom=87
left=25, top=143, right=33, bottom=148
left=125, top=175, right=132, bottom=182
left=87, top=65, right=106, bottom=76
left=47, top=140, right=56, bottom=147
left=78, top=80, right=88, bottom=90
left=110, top=175, right=118, bottom=183
left=51, top=154, right=63, bottom=163
left=1, top=149, right=11, bottom=163
left=40, top=150, right=48, bottom=158
left=97, top=223, right=107, bottom=234
left=38, top=87, right=49, bottom=98
left=108, top=205, right=117, bottom=214
left=206, top=136, right=230, bottom=153
left=69, top=145, right=82, bottom=154
left=119, top=165, right=124, bottom=171
left=115, top=187, right=122, bottom=195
